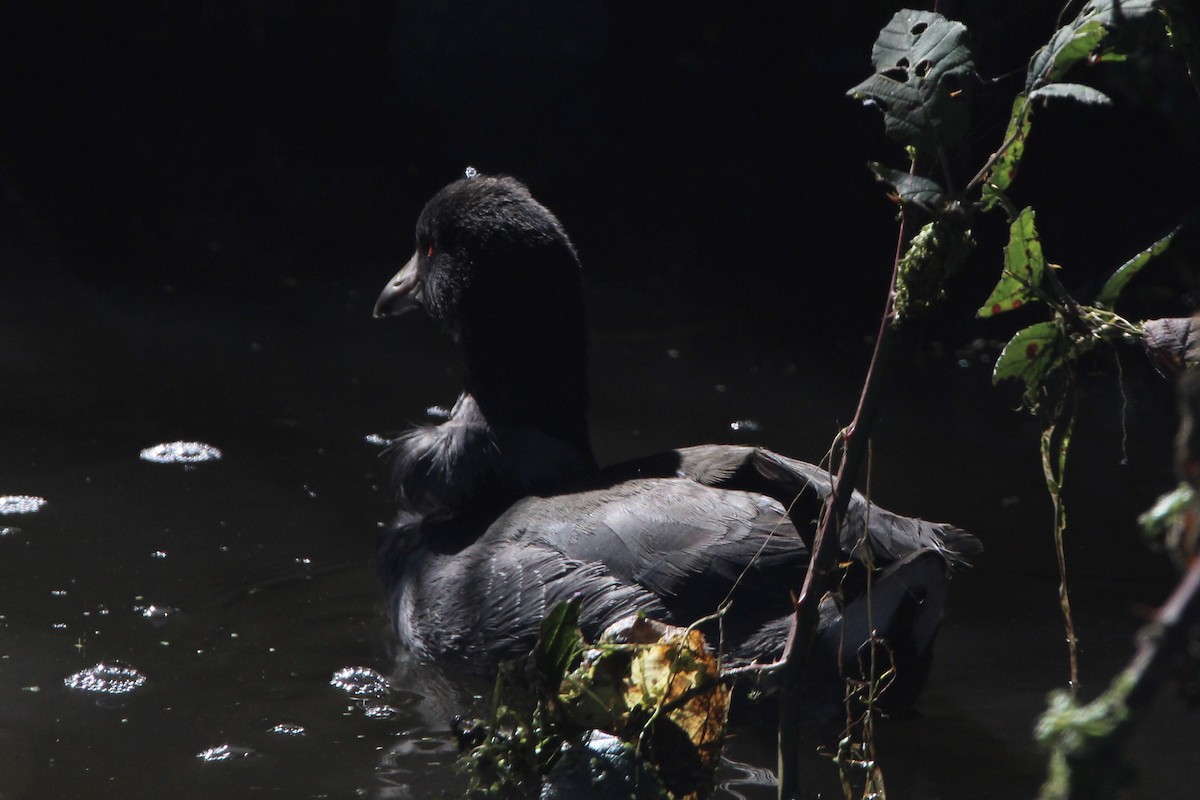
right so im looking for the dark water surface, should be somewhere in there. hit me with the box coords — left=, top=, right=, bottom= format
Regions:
left=2, top=261, right=1196, bottom=799
left=3, top=5, right=1199, bottom=797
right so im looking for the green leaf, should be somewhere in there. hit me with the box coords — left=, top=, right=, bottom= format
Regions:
left=982, top=1, right=1156, bottom=213
left=1029, top=19, right=1110, bottom=90
left=1029, top=82, right=1113, bottom=105
left=868, top=162, right=946, bottom=209
left=532, top=599, right=585, bottom=691
left=847, top=10, right=974, bottom=151
left=977, top=207, right=1045, bottom=317
left=981, top=94, right=1032, bottom=212
left=1026, top=2, right=1158, bottom=93
left=1138, top=483, right=1195, bottom=544
left=993, top=320, right=1067, bottom=401
left=1096, top=226, right=1178, bottom=307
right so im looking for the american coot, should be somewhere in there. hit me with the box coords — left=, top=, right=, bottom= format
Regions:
left=373, top=174, right=979, bottom=720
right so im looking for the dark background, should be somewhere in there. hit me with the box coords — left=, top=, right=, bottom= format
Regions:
left=5, top=2, right=1195, bottom=322
left=1, top=3, right=1198, bottom=799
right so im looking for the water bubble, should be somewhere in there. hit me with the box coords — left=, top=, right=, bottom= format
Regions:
left=364, top=433, right=392, bottom=446
left=139, top=441, right=222, bottom=465
left=196, top=744, right=258, bottom=763
left=330, top=666, right=390, bottom=698
left=0, top=496, right=47, bottom=515
left=729, top=420, right=760, bottom=433
left=363, top=703, right=397, bottom=720
left=64, top=661, right=148, bottom=695
left=268, top=723, right=306, bottom=736
left=134, top=604, right=178, bottom=626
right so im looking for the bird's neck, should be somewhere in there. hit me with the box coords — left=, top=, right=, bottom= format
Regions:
left=454, top=313, right=590, bottom=457
left=463, top=359, right=594, bottom=465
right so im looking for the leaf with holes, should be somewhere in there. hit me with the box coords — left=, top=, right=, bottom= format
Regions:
left=868, top=163, right=946, bottom=210
left=978, top=207, right=1045, bottom=317
left=1096, top=226, right=1179, bottom=307
left=847, top=10, right=974, bottom=151
left=982, top=94, right=1033, bottom=212
left=993, top=320, right=1067, bottom=402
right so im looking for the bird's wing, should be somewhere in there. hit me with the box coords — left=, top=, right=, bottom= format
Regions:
left=495, top=478, right=809, bottom=624
left=394, top=529, right=664, bottom=672
left=753, top=450, right=981, bottom=567
left=672, top=445, right=979, bottom=569
left=468, top=540, right=666, bottom=656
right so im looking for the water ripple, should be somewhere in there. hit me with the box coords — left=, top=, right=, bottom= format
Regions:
left=64, top=661, right=148, bottom=695
left=330, top=666, right=390, bottom=698
left=139, top=441, right=223, bottom=464
left=0, top=496, right=47, bottom=515
left=197, top=743, right=258, bottom=762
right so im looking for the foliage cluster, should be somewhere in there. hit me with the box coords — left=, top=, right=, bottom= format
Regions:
left=848, top=2, right=1200, bottom=799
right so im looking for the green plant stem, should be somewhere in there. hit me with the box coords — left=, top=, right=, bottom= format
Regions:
left=1042, top=386, right=1080, bottom=691
left=965, top=98, right=1032, bottom=194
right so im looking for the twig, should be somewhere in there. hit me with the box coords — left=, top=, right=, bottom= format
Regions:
left=773, top=212, right=908, bottom=800
left=1039, top=555, right=1200, bottom=800
left=1128, top=555, right=1200, bottom=703
left=1042, top=385, right=1081, bottom=692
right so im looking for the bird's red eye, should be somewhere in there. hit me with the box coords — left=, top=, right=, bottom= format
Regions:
left=426, top=245, right=435, bottom=258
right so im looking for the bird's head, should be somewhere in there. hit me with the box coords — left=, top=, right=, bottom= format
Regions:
left=374, top=173, right=592, bottom=456
left=374, top=174, right=582, bottom=339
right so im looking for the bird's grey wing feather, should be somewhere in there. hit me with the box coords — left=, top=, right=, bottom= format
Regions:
left=498, top=478, right=808, bottom=620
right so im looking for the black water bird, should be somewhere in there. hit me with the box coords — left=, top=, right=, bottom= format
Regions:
left=373, top=174, right=979, bottom=720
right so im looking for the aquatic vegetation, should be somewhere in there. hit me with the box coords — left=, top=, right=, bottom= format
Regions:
left=849, top=2, right=1200, bottom=798
left=456, top=599, right=728, bottom=800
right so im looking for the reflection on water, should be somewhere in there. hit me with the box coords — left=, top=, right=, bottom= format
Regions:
left=196, top=743, right=259, bottom=763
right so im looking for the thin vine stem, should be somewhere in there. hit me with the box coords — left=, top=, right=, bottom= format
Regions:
left=773, top=210, right=909, bottom=800
left=1042, top=382, right=1080, bottom=692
